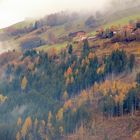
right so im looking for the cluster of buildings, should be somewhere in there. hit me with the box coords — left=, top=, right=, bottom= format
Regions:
left=67, top=21, right=140, bottom=44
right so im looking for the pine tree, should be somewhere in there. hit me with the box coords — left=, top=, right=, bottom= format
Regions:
left=136, top=72, right=140, bottom=84
left=83, top=39, right=90, bottom=56
left=68, top=44, right=73, bottom=55
left=128, top=54, right=135, bottom=72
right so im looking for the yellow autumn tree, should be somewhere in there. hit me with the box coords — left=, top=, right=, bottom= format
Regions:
left=16, top=131, right=21, bottom=140
left=47, top=111, right=54, bottom=137
left=41, top=120, right=46, bottom=127
left=48, top=111, right=52, bottom=123
left=80, top=90, right=89, bottom=102
left=97, top=64, right=105, bottom=74
left=21, top=116, right=32, bottom=138
left=75, top=69, right=79, bottom=75
left=113, top=43, right=120, bottom=50
left=96, top=80, right=136, bottom=105
left=21, top=76, right=28, bottom=91
left=56, top=108, right=64, bottom=121
left=0, top=94, right=7, bottom=104
left=28, top=63, right=34, bottom=71
left=62, top=91, right=69, bottom=101
left=137, top=48, right=140, bottom=56
left=63, top=99, right=72, bottom=111
left=77, top=91, right=89, bottom=108
left=17, top=117, right=22, bottom=126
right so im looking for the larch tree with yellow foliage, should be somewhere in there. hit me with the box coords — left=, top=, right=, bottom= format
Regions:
left=16, top=131, right=21, bottom=140
left=0, top=94, right=7, bottom=104
left=56, top=108, right=64, bottom=121
left=62, top=91, right=69, bottom=101
left=21, top=76, right=28, bottom=91
left=21, top=116, right=32, bottom=139
left=17, top=117, right=22, bottom=127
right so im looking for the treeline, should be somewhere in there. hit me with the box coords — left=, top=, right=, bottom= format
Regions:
left=97, top=80, right=139, bottom=117
left=4, top=40, right=135, bottom=96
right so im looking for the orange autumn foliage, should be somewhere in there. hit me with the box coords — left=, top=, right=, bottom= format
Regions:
left=63, top=99, right=72, bottom=111
left=66, top=67, right=72, bottom=76
left=94, top=80, right=137, bottom=104
left=21, top=116, right=32, bottom=138
left=88, top=52, right=94, bottom=59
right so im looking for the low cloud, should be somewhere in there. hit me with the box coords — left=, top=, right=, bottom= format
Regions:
left=0, top=0, right=140, bottom=28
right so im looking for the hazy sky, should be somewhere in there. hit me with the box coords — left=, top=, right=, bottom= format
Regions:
left=0, top=0, right=110, bottom=28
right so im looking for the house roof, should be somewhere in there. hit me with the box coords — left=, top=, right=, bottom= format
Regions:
left=68, top=31, right=86, bottom=37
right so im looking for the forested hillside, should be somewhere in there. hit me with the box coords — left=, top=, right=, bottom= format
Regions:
left=0, top=4, right=140, bottom=140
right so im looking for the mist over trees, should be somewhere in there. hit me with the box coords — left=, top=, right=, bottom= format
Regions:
left=108, top=0, right=140, bottom=12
